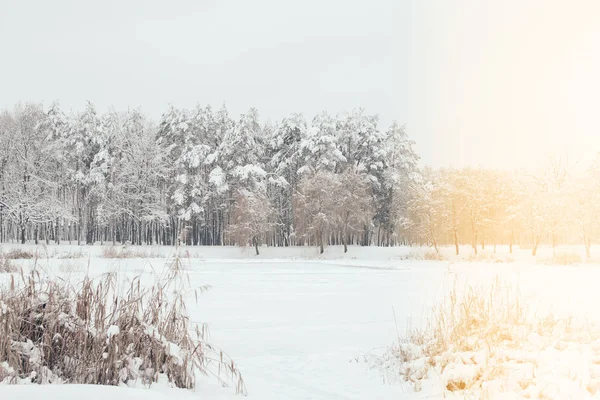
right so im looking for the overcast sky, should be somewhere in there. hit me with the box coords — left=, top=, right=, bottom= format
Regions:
left=1, top=0, right=599, bottom=169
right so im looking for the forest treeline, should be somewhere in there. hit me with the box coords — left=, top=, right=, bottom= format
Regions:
left=0, top=102, right=597, bottom=255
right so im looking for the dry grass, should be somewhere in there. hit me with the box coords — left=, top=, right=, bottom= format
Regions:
left=466, top=252, right=513, bottom=263
left=0, top=260, right=245, bottom=394
left=101, top=246, right=162, bottom=259
left=3, top=249, right=35, bottom=260
left=380, top=278, right=535, bottom=394
left=0, top=256, right=19, bottom=273
left=381, top=280, right=600, bottom=398
left=54, top=251, right=85, bottom=260
left=398, top=249, right=446, bottom=261
left=430, top=279, right=524, bottom=354
left=538, top=251, right=582, bottom=266
left=423, top=251, right=445, bottom=261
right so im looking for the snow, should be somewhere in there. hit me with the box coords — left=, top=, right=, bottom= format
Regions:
left=209, top=166, right=228, bottom=193
left=0, top=384, right=201, bottom=400
left=106, top=325, right=120, bottom=338
left=3, top=244, right=600, bottom=399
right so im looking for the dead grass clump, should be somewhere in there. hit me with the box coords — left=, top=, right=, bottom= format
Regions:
left=101, top=246, right=162, bottom=259
left=3, top=249, right=35, bottom=260
left=547, top=252, right=582, bottom=266
left=101, top=246, right=132, bottom=259
left=431, top=281, right=525, bottom=354
left=423, top=251, right=445, bottom=261
left=0, top=256, right=19, bottom=273
left=379, top=278, right=528, bottom=394
left=379, top=278, right=600, bottom=398
left=0, top=265, right=245, bottom=394
left=466, top=252, right=513, bottom=263
left=398, top=249, right=446, bottom=261
left=54, top=251, right=85, bottom=260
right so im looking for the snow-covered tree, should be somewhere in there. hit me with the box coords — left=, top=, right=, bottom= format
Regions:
left=53, top=101, right=109, bottom=244
left=299, top=111, right=346, bottom=175
left=0, top=103, right=70, bottom=243
left=267, top=114, right=307, bottom=245
left=108, top=109, right=168, bottom=244
left=219, top=108, right=266, bottom=192
left=336, top=108, right=383, bottom=173
left=376, top=122, right=419, bottom=246
left=0, top=101, right=434, bottom=249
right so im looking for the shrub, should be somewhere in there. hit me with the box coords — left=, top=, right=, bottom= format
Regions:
left=0, top=265, right=245, bottom=394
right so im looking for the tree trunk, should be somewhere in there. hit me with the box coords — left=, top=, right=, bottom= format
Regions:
left=254, top=236, right=259, bottom=255
left=318, top=230, right=324, bottom=254
left=454, top=229, right=459, bottom=255
left=77, top=206, right=83, bottom=246
left=586, top=240, right=591, bottom=259
left=532, top=237, right=540, bottom=256
left=585, top=232, right=591, bottom=258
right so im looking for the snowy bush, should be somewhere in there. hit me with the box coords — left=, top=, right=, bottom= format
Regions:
left=377, top=280, right=600, bottom=397
left=0, top=264, right=245, bottom=394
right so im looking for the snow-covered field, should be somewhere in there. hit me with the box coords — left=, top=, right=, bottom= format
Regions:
left=2, top=244, right=600, bottom=399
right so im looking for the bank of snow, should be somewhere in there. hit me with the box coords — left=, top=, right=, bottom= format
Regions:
left=0, top=382, right=239, bottom=400
left=3, top=246, right=600, bottom=399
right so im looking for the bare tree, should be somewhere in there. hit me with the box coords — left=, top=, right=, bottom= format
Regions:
left=335, top=167, right=374, bottom=253
left=228, top=189, right=274, bottom=255
left=403, top=168, right=445, bottom=253
left=294, top=171, right=338, bottom=254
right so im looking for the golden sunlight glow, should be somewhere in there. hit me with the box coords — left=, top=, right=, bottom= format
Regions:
left=414, top=1, right=600, bottom=169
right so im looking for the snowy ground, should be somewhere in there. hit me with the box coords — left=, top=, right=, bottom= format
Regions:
left=2, top=244, right=600, bottom=399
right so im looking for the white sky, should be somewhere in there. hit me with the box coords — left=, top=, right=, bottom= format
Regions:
left=1, top=0, right=599, bottom=169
